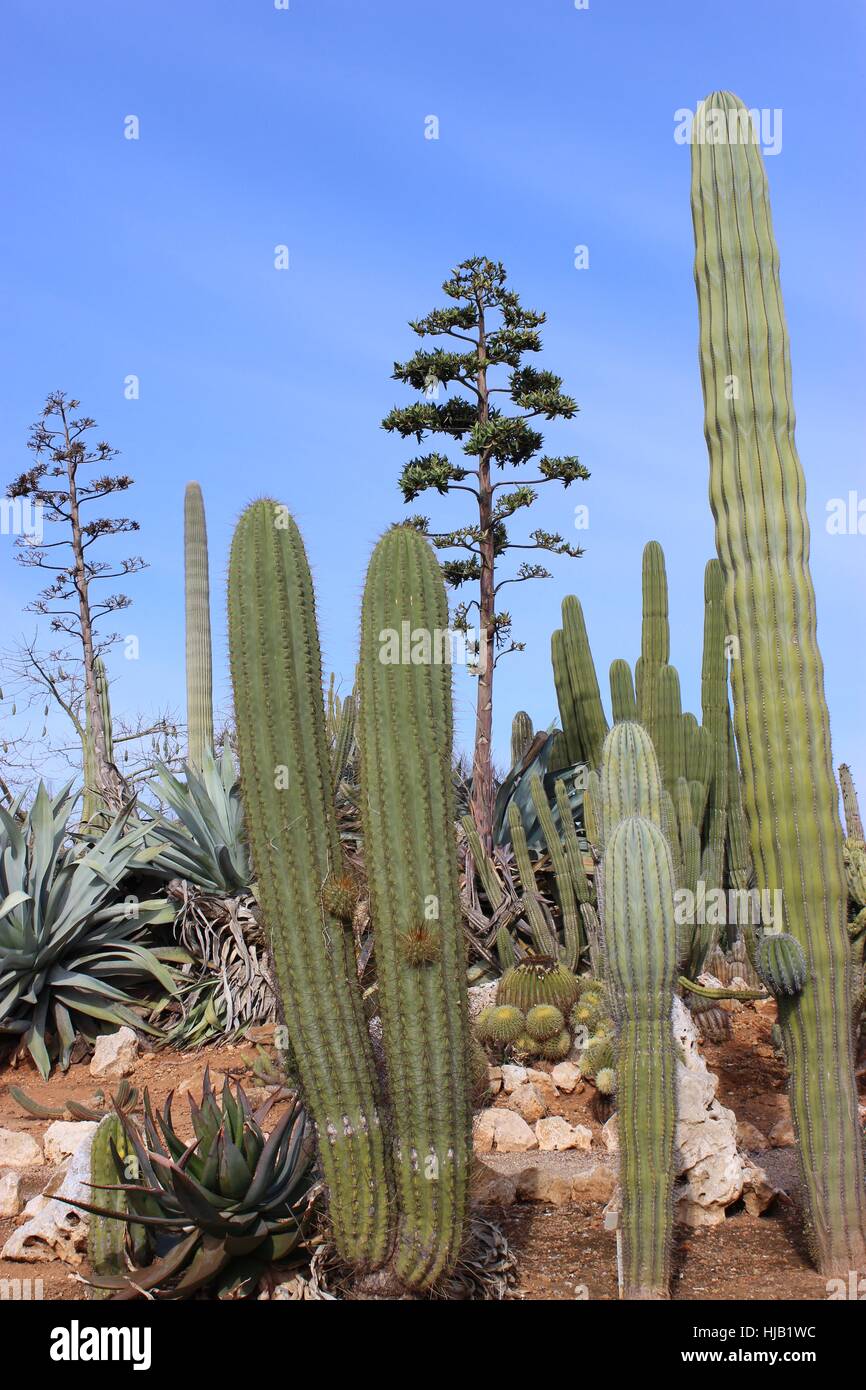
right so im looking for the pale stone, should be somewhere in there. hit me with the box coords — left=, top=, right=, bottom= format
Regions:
left=487, top=1066, right=503, bottom=1096
left=551, top=1061, right=581, bottom=1093
left=535, top=1117, right=592, bottom=1152
left=43, top=1121, right=98, bottom=1165
left=753, top=997, right=777, bottom=1018
left=736, top=1119, right=769, bottom=1151
left=473, top=1108, right=538, bottom=1154
left=525, top=1069, right=559, bottom=1106
left=2, top=1130, right=94, bottom=1265
left=22, top=1194, right=48, bottom=1218
left=500, top=1064, right=528, bottom=1094
left=471, top=1162, right=519, bottom=1206
left=515, top=1165, right=574, bottom=1206
left=768, top=1116, right=795, bottom=1148
left=672, top=996, right=757, bottom=1227
left=0, top=1172, right=23, bottom=1217
left=741, top=1158, right=778, bottom=1216
left=571, top=1164, right=616, bottom=1203
left=601, top=1114, right=619, bottom=1153
left=89, top=1026, right=138, bottom=1079
left=468, top=981, right=498, bottom=1025
left=505, top=1083, right=547, bottom=1125
left=0, top=1128, right=43, bottom=1168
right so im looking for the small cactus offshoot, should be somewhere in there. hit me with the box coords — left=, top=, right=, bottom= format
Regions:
left=538, top=1029, right=572, bottom=1061
left=595, top=1067, right=617, bottom=1095
left=321, top=871, right=360, bottom=924
left=482, top=1004, right=525, bottom=1046
left=755, top=932, right=808, bottom=997
left=525, top=1004, right=565, bottom=1042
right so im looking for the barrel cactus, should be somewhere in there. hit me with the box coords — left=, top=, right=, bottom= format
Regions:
left=496, top=957, right=580, bottom=1016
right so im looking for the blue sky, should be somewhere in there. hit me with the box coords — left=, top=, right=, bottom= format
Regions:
left=1, top=1, right=864, bottom=795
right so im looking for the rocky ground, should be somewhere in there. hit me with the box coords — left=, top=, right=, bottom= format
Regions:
left=0, top=994, right=855, bottom=1300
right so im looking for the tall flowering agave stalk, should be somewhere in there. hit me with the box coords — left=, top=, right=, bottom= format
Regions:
left=691, top=90, right=866, bottom=1272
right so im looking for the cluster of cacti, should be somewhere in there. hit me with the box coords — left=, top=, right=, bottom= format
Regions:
left=593, top=722, right=678, bottom=1298
left=691, top=90, right=866, bottom=1274
left=81, top=656, right=114, bottom=827
left=183, top=482, right=214, bottom=770
left=476, top=957, right=581, bottom=1061
left=228, top=507, right=471, bottom=1290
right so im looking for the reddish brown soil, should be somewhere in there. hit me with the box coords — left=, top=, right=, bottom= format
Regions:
left=0, top=1003, right=860, bottom=1300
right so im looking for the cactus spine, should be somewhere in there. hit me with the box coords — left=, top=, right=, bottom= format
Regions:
left=87, top=1114, right=127, bottom=1297
left=82, top=658, right=113, bottom=827
left=603, top=815, right=677, bottom=1299
left=228, top=500, right=391, bottom=1269
left=357, top=526, right=471, bottom=1288
left=184, top=482, right=214, bottom=770
left=691, top=90, right=866, bottom=1271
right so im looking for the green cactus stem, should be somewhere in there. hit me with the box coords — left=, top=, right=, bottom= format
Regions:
left=609, top=659, right=638, bottom=724
left=87, top=1115, right=127, bottom=1298
left=701, top=560, right=729, bottom=885
left=635, top=541, right=669, bottom=729
left=691, top=89, right=866, bottom=1272
left=357, top=525, right=471, bottom=1289
left=184, top=482, right=214, bottom=770
left=603, top=815, right=677, bottom=1299
left=839, top=764, right=864, bottom=843
left=228, top=499, right=392, bottom=1270
left=511, top=711, right=534, bottom=767
left=552, top=595, right=608, bottom=770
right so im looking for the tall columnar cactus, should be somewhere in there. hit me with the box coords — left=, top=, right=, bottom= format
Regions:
left=357, top=526, right=470, bottom=1288
left=184, top=482, right=214, bottom=770
left=635, top=540, right=669, bottom=729
left=228, top=500, right=392, bottom=1270
left=701, top=559, right=729, bottom=885
left=609, top=659, right=637, bottom=724
left=87, top=1114, right=127, bottom=1297
left=552, top=595, right=608, bottom=770
left=510, top=710, right=534, bottom=767
left=82, top=658, right=114, bottom=826
left=599, top=720, right=664, bottom=844
left=603, top=814, right=677, bottom=1300
left=839, top=764, right=864, bottom=843
left=691, top=89, right=866, bottom=1271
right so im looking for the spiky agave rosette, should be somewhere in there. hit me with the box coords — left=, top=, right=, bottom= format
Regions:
left=71, top=1071, right=317, bottom=1300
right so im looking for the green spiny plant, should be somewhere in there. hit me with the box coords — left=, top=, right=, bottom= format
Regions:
left=754, top=932, right=808, bottom=997
left=496, top=957, right=580, bottom=1016
left=357, top=525, right=471, bottom=1289
left=840, top=764, right=864, bottom=843
left=603, top=815, right=677, bottom=1300
left=228, top=499, right=392, bottom=1271
left=691, top=88, right=866, bottom=1272
left=511, top=711, right=535, bottom=766
left=87, top=1114, right=130, bottom=1298
left=183, top=482, right=214, bottom=771
left=525, top=1003, right=564, bottom=1041
left=552, top=595, right=608, bottom=771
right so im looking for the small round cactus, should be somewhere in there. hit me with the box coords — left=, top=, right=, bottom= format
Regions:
left=571, top=998, right=600, bottom=1031
left=321, top=871, right=360, bottom=924
left=525, top=1004, right=565, bottom=1042
left=397, top=922, right=441, bottom=966
left=755, top=932, right=808, bottom=997
left=483, top=1005, right=526, bottom=1046
left=537, top=1029, right=572, bottom=1061
left=579, top=1034, right=615, bottom=1077
left=595, top=1066, right=617, bottom=1095
left=511, top=1034, right=540, bottom=1058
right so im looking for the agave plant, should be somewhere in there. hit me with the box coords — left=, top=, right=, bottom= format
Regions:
left=139, top=750, right=252, bottom=893
left=0, top=785, right=179, bottom=1078
left=76, top=1073, right=317, bottom=1300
